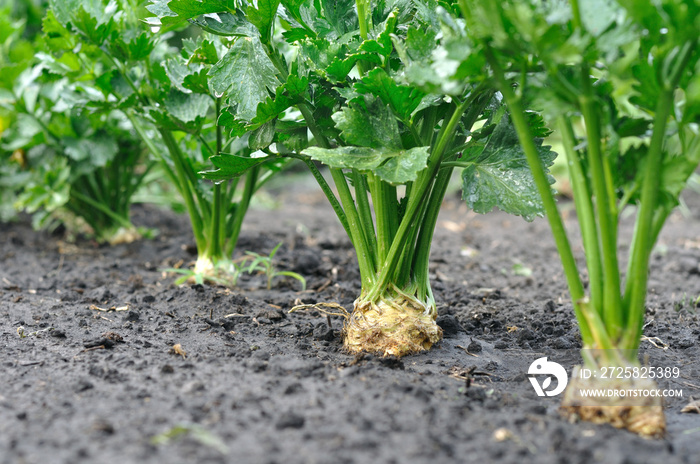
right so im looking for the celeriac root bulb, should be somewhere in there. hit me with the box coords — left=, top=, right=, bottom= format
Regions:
left=344, top=294, right=442, bottom=357
left=560, top=366, right=666, bottom=438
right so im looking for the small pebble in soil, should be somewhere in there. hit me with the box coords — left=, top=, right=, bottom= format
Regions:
left=530, top=404, right=547, bottom=415
left=283, top=383, right=303, bottom=395
left=83, top=337, right=116, bottom=349
left=517, top=329, right=536, bottom=344
left=160, top=365, right=174, bottom=374
left=467, top=338, right=482, bottom=353
left=552, top=337, right=573, bottom=349
left=276, top=412, right=305, bottom=429
left=437, top=314, right=464, bottom=338
left=92, top=420, right=115, bottom=435
left=49, top=329, right=66, bottom=338
left=74, top=379, right=94, bottom=392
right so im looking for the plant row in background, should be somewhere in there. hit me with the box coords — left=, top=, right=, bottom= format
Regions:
left=0, top=0, right=698, bottom=438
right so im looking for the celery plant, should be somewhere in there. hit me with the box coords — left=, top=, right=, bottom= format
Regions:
left=167, top=0, right=555, bottom=356
left=457, top=0, right=699, bottom=436
left=1, top=5, right=151, bottom=243
left=44, top=0, right=289, bottom=280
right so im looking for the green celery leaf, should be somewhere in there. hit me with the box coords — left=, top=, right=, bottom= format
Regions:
left=659, top=134, right=700, bottom=202
left=333, top=97, right=402, bottom=149
left=375, top=146, right=430, bottom=184
left=247, top=0, right=281, bottom=43
left=187, top=39, right=219, bottom=65
left=208, top=37, right=280, bottom=121
left=320, top=0, right=357, bottom=38
left=200, top=153, right=271, bottom=180
left=405, top=25, right=436, bottom=62
left=164, top=58, right=205, bottom=94
left=282, top=28, right=312, bottom=42
left=249, top=121, right=276, bottom=150
left=248, top=76, right=307, bottom=126
left=217, top=107, right=248, bottom=137
left=302, top=146, right=429, bottom=184
left=298, top=38, right=377, bottom=82
left=129, top=33, right=155, bottom=61
left=579, top=0, right=619, bottom=36
left=358, top=9, right=397, bottom=57
left=64, top=132, right=119, bottom=168
left=354, top=68, right=425, bottom=120
left=189, top=12, right=258, bottom=36
left=163, top=90, right=211, bottom=123
left=145, top=0, right=179, bottom=24
left=43, top=10, right=75, bottom=51
left=274, top=119, right=310, bottom=152
left=167, top=0, right=232, bottom=20
left=460, top=112, right=555, bottom=221
left=249, top=91, right=292, bottom=126
left=325, top=53, right=382, bottom=83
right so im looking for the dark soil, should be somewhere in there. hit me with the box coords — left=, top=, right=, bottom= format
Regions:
left=2, top=180, right=700, bottom=464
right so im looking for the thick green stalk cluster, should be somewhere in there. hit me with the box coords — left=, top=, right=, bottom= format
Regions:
left=464, top=0, right=699, bottom=367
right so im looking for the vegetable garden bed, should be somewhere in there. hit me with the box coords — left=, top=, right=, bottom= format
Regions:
left=1, top=183, right=699, bottom=464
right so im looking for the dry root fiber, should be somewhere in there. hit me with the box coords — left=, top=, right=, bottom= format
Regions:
left=344, top=294, right=442, bottom=357
left=560, top=366, right=666, bottom=438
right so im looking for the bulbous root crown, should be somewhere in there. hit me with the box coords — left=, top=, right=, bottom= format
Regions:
left=187, top=256, right=237, bottom=286
left=193, top=256, right=216, bottom=278
left=560, top=366, right=666, bottom=438
left=343, top=295, right=443, bottom=357
left=107, top=226, right=142, bottom=245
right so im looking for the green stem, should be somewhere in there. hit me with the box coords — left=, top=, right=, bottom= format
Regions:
left=621, top=89, right=674, bottom=351
left=292, top=155, right=353, bottom=239
left=228, top=165, right=260, bottom=256
left=206, top=99, right=225, bottom=260
left=269, top=41, right=375, bottom=287
left=570, top=0, right=583, bottom=30
left=368, top=175, right=394, bottom=264
left=579, top=74, right=623, bottom=338
left=411, top=92, right=492, bottom=296
left=367, top=96, right=473, bottom=301
left=331, top=167, right=376, bottom=288
left=355, top=0, right=370, bottom=40
left=485, top=47, right=593, bottom=346
left=353, top=170, right=378, bottom=264
left=207, top=183, right=223, bottom=259
left=622, top=39, right=696, bottom=351
left=158, top=128, right=206, bottom=252
left=70, top=190, right=133, bottom=229
left=294, top=100, right=374, bottom=286
left=394, top=190, right=430, bottom=288
left=127, top=113, right=181, bottom=195
left=412, top=166, right=453, bottom=298
left=557, top=116, right=603, bottom=317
